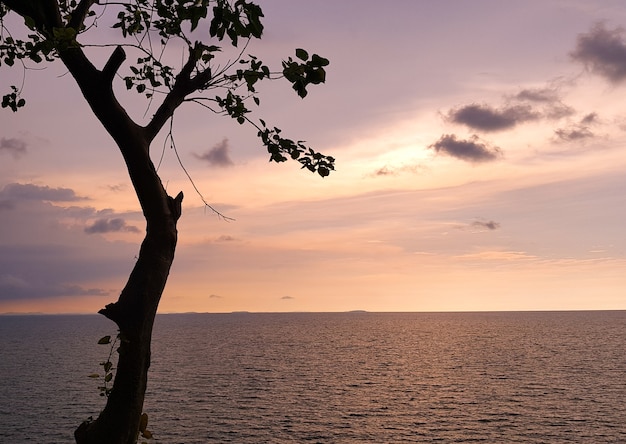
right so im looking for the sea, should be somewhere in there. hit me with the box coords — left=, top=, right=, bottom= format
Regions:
left=1, top=311, right=625, bottom=443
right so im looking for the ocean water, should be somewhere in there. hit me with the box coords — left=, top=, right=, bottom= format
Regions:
left=1, top=311, right=625, bottom=443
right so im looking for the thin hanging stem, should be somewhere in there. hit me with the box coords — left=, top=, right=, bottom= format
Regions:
left=166, top=118, right=234, bottom=221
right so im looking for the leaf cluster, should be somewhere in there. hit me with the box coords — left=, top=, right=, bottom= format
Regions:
left=257, top=121, right=335, bottom=177
left=88, top=333, right=121, bottom=398
left=1, top=1, right=335, bottom=176
left=209, top=0, right=263, bottom=46
left=0, top=21, right=56, bottom=109
left=282, top=48, right=329, bottom=98
left=125, top=56, right=174, bottom=97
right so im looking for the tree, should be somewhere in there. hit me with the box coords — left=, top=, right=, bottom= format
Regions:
left=0, top=1, right=334, bottom=443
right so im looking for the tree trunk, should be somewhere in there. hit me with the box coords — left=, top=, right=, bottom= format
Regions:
left=52, top=44, right=186, bottom=444
left=74, top=190, right=182, bottom=443
left=72, top=122, right=183, bottom=444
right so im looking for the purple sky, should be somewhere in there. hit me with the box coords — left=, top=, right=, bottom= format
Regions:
left=2, top=1, right=626, bottom=313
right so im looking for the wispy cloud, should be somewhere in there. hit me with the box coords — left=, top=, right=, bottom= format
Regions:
left=215, top=235, right=238, bottom=242
left=429, top=134, right=502, bottom=163
left=193, top=138, right=234, bottom=167
left=281, top=295, right=294, bottom=300
left=471, top=220, right=501, bottom=231
left=370, top=163, right=425, bottom=177
left=84, top=218, right=140, bottom=234
left=0, top=137, right=27, bottom=158
left=107, top=184, right=127, bottom=192
left=554, top=113, right=599, bottom=142
left=571, top=23, right=626, bottom=84
left=513, top=87, right=561, bottom=103
left=581, top=112, right=598, bottom=125
left=554, top=126, right=594, bottom=142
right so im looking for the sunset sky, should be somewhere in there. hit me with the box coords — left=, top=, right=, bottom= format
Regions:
left=2, top=1, right=626, bottom=314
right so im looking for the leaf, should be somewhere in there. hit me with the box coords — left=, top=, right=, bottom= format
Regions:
left=295, top=48, right=309, bottom=61
left=97, top=335, right=111, bottom=345
left=104, top=373, right=113, bottom=382
left=311, top=54, right=330, bottom=67
left=318, top=166, right=330, bottom=177
left=139, top=413, right=149, bottom=433
left=87, top=373, right=100, bottom=378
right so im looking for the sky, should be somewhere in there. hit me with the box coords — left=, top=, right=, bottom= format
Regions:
left=2, top=0, right=626, bottom=314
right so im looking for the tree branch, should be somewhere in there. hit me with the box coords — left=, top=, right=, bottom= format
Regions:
left=144, top=46, right=210, bottom=141
left=68, top=0, right=99, bottom=31
left=1, top=0, right=62, bottom=34
left=102, top=45, right=126, bottom=83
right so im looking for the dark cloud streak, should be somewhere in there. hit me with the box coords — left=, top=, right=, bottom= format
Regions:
left=471, top=220, right=501, bottom=230
left=514, top=87, right=560, bottom=103
left=0, top=137, right=27, bottom=157
left=85, top=218, right=140, bottom=234
left=429, top=134, right=502, bottom=163
left=193, top=138, right=234, bottom=167
left=0, top=183, right=84, bottom=202
left=371, top=164, right=425, bottom=177
left=447, top=103, right=539, bottom=131
left=554, top=127, right=594, bottom=141
left=554, top=113, right=598, bottom=142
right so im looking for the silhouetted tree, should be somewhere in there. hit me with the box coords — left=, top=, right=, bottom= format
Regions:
left=0, top=1, right=333, bottom=443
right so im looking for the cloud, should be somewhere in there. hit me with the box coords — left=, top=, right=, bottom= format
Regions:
left=0, top=183, right=143, bottom=303
left=0, top=272, right=110, bottom=301
left=429, top=134, right=502, bottom=163
left=0, top=137, right=27, bottom=157
left=571, top=23, right=626, bottom=84
left=370, top=163, right=425, bottom=177
left=208, top=294, right=222, bottom=299
left=471, top=220, right=501, bottom=231
left=85, top=218, right=141, bottom=234
left=215, top=235, right=238, bottom=242
left=108, top=184, right=127, bottom=192
left=513, top=87, right=576, bottom=120
left=281, top=296, right=294, bottom=300
left=446, top=103, right=540, bottom=131
left=193, top=138, right=234, bottom=167
left=513, top=87, right=560, bottom=103
left=554, top=113, right=598, bottom=142
left=554, top=127, right=594, bottom=141
left=0, top=183, right=85, bottom=202
left=580, top=112, right=598, bottom=125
